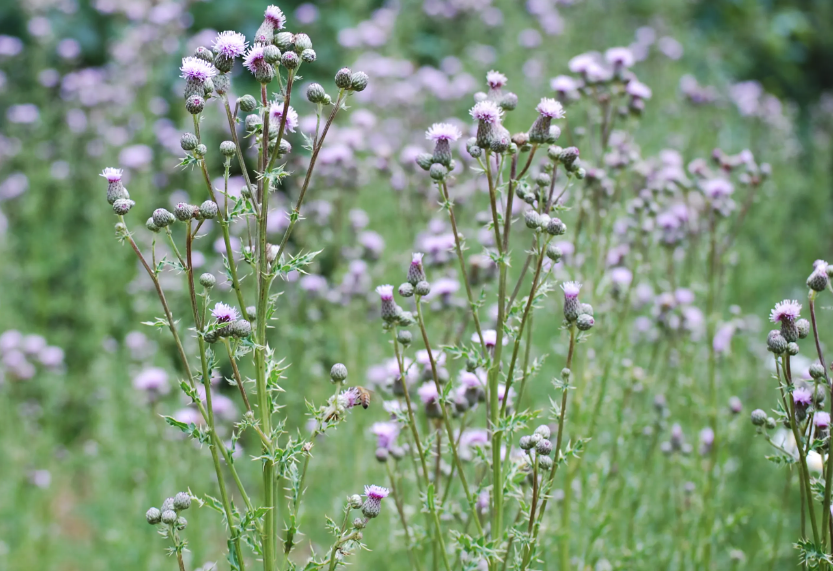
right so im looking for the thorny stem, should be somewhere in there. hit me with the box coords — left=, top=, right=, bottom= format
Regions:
left=392, top=330, right=431, bottom=487
left=326, top=508, right=353, bottom=571
left=385, top=461, right=422, bottom=571
left=222, top=338, right=252, bottom=413
left=810, top=293, right=833, bottom=549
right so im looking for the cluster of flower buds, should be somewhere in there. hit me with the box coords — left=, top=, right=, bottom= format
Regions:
left=749, top=408, right=778, bottom=431
left=100, top=168, right=135, bottom=216
left=766, top=299, right=809, bottom=356
left=519, top=425, right=554, bottom=471
left=416, top=123, right=462, bottom=181
left=660, top=423, right=693, bottom=456
left=561, top=282, right=595, bottom=331
left=522, top=209, right=567, bottom=237
left=146, top=491, right=191, bottom=530
left=546, top=144, right=585, bottom=179
left=204, top=302, right=252, bottom=343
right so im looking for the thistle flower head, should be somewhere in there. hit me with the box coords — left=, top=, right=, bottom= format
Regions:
left=469, top=100, right=503, bottom=125
left=793, top=387, right=813, bottom=407
left=269, top=102, right=299, bottom=132
left=459, top=371, right=483, bottom=389
left=364, top=485, right=390, bottom=500
left=473, top=329, right=498, bottom=348
left=536, top=97, right=565, bottom=119
left=426, top=123, right=462, bottom=142
left=375, top=284, right=394, bottom=300
left=212, top=302, right=239, bottom=323
left=100, top=167, right=123, bottom=182
left=605, top=47, right=635, bottom=68
left=561, top=281, right=582, bottom=299
left=339, top=388, right=361, bottom=409
left=372, top=421, right=399, bottom=449
left=550, top=75, right=579, bottom=93
left=701, top=178, right=734, bottom=200
left=626, top=79, right=652, bottom=100
left=213, top=31, right=248, bottom=59
left=486, top=70, right=508, bottom=89
left=770, top=300, right=801, bottom=323
left=411, top=252, right=424, bottom=265
left=417, top=382, right=439, bottom=404
left=180, top=56, right=217, bottom=82
left=243, top=45, right=267, bottom=74
left=815, top=411, right=831, bottom=429
left=264, top=5, right=287, bottom=29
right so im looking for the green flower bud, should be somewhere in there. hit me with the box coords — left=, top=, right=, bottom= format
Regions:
left=246, top=306, right=257, bottom=321
left=750, top=409, right=767, bottom=426
left=199, top=273, right=216, bottom=289
left=361, top=499, right=382, bottom=519
left=350, top=71, right=369, bottom=92
left=238, top=94, right=257, bottom=112
left=152, top=208, right=176, bottom=228
left=348, top=495, right=363, bottom=509
left=231, top=319, right=252, bottom=339
left=399, top=283, right=414, bottom=297
left=186, top=95, right=205, bottom=115
left=519, top=435, right=534, bottom=450
left=281, top=51, right=299, bottom=70
left=539, top=455, right=553, bottom=470
left=200, top=200, right=219, bottom=219
left=429, top=163, right=448, bottom=181
left=113, top=199, right=134, bottom=215
left=294, top=33, right=312, bottom=53
left=173, top=492, right=191, bottom=511
left=353, top=517, right=367, bottom=529
left=536, top=439, right=553, bottom=456
left=535, top=173, right=551, bottom=187
left=330, top=363, right=348, bottom=383
left=797, top=318, right=810, bottom=340
left=161, top=510, right=177, bottom=525
left=213, top=73, right=230, bottom=95
left=307, top=83, right=327, bottom=103
left=397, top=330, right=412, bottom=346
left=787, top=342, right=800, bottom=356
left=576, top=313, right=595, bottom=331
left=546, top=244, right=562, bottom=263
left=146, top=507, right=162, bottom=524
left=765, top=417, right=777, bottom=430
left=301, top=49, right=316, bottom=63
left=204, top=329, right=220, bottom=344
left=524, top=210, right=541, bottom=229
left=220, top=141, right=236, bottom=157
left=810, top=362, right=826, bottom=380
left=375, top=448, right=388, bottom=463
left=264, top=44, right=281, bottom=64
left=415, top=281, right=431, bottom=296
left=545, top=218, right=567, bottom=236
left=146, top=217, right=161, bottom=233
left=535, top=425, right=551, bottom=439
left=174, top=202, right=195, bottom=221
left=335, top=68, right=352, bottom=89
left=579, top=303, right=594, bottom=316
left=180, top=133, right=198, bottom=151
left=194, top=144, right=207, bottom=158
left=194, top=46, right=213, bottom=63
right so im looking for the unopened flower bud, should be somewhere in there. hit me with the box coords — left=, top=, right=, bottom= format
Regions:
left=204, top=329, right=219, bottom=344
left=301, top=49, right=316, bottom=63
left=362, top=499, right=381, bottom=519
left=559, top=147, right=580, bottom=169
left=273, top=31, right=293, bottom=50
left=199, top=273, right=216, bottom=289
left=181, top=133, right=198, bottom=151
left=767, top=331, right=787, bottom=354
left=161, top=510, right=177, bottom=525
left=466, top=357, right=478, bottom=372
left=399, top=283, right=414, bottom=297
left=153, top=208, right=176, bottom=228
left=415, top=153, right=434, bottom=171
left=173, top=492, right=191, bottom=511
left=348, top=495, right=363, bottom=509
left=546, top=244, right=563, bottom=263
left=113, top=199, right=134, bottom=215
left=353, top=517, right=367, bottom=529
left=534, top=425, right=551, bottom=439
left=807, top=267, right=829, bottom=292
left=397, top=330, right=412, bottom=346
left=231, top=320, right=252, bottom=339
left=797, top=319, right=810, bottom=340
left=213, top=74, right=230, bottom=95
left=307, top=83, right=327, bottom=104
left=787, top=342, right=799, bottom=356
left=415, top=281, right=431, bottom=296
left=146, top=507, right=162, bottom=524
left=545, top=217, right=567, bottom=236
left=220, top=141, right=236, bottom=157
left=576, top=313, right=595, bottom=331
left=536, top=439, right=553, bottom=456
left=500, top=92, right=518, bottom=110
left=194, top=144, right=207, bottom=158
left=579, top=303, right=594, bottom=316
left=174, top=202, right=195, bottom=221
left=810, top=362, right=826, bottom=380
left=490, top=130, right=511, bottom=154
left=186, top=95, right=205, bottom=115
left=429, top=163, right=448, bottom=181
left=535, top=173, right=551, bottom=187
left=539, top=455, right=553, bottom=470
left=350, top=71, right=369, bottom=92
left=519, top=435, right=534, bottom=450
left=238, top=94, right=257, bottom=112
left=330, top=363, right=348, bottom=383
left=375, top=448, right=388, bottom=463
left=200, top=200, right=219, bottom=219
left=335, top=68, right=352, bottom=89
left=524, top=210, right=541, bottom=229
left=175, top=516, right=187, bottom=530
left=750, top=409, right=767, bottom=426
left=146, top=217, right=160, bottom=233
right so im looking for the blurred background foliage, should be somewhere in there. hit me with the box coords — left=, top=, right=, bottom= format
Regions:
left=0, top=0, right=832, bottom=569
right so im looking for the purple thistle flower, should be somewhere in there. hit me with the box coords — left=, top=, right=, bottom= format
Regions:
left=793, top=387, right=813, bottom=407
left=264, top=5, right=287, bottom=29
left=213, top=31, right=248, bottom=59
left=100, top=167, right=123, bottom=182
left=243, top=45, right=269, bottom=75
left=610, top=267, right=633, bottom=287
left=212, top=302, right=239, bottom=323
left=376, top=284, right=394, bottom=301
left=418, top=382, right=439, bottom=404
left=604, top=47, right=635, bottom=68
left=269, top=102, right=299, bottom=132
left=426, top=123, right=462, bottom=142
left=180, top=56, right=217, bottom=82
left=701, top=178, right=734, bottom=200
left=470, top=100, right=503, bottom=125
left=561, top=281, right=582, bottom=299
left=376, top=285, right=398, bottom=322
left=815, top=411, right=830, bottom=429
left=340, top=388, right=361, bottom=409
left=408, top=252, right=426, bottom=285
left=626, top=79, right=652, bottom=100
left=364, top=485, right=390, bottom=501
left=486, top=70, right=508, bottom=90
left=550, top=75, right=579, bottom=94
left=472, top=329, right=498, bottom=348
left=535, top=97, right=565, bottom=119
left=770, top=300, right=801, bottom=324
left=372, top=421, right=399, bottom=449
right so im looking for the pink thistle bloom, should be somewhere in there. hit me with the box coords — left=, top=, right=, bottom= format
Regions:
left=486, top=70, right=508, bottom=89
left=770, top=300, right=801, bottom=323
left=100, top=167, right=123, bottom=182
left=264, top=5, right=287, bottom=29
left=459, top=371, right=483, bottom=389
left=213, top=31, right=248, bottom=59
left=701, top=178, right=734, bottom=200
left=497, top=383, right=514, bottom=403
left=568, top=53, right=598, bottom=74
left=610, top=267, right=633, bottom=286
left=426, top=123, right=462, bottom=142
left=372, top=421, right=399, bottom=449
left=550, top=75, right=579, bottom=93
left=375, top=284, right=394, bottom=300
left=180, top=56, right=217, bottom=82
left=243, top=45, right=267, bottom=75
left=815, top=411, right=831, bottom=429
left=212, top=302, right=239, bottom=323
left=470, top=100, right=503, bottom=125
left=605, top=47, right=635, bottom=68
left=793, top=387, right=813, bottom=407
left=364, top=485, right=390, bottom=500
left=412, top=252, right=425, bottom=265
left=561, top=281, right=582, bottom=299
left=269, top=102, right=299, bottom=132
left=418, top=382, right=439, bottom=404
left=473, top=329, right=497, bottom=348
left=340, top=388, right=361, bottom=409
left=536, top=97, right=565, bottom=119
left=626, top=79, right=652, bottom=99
